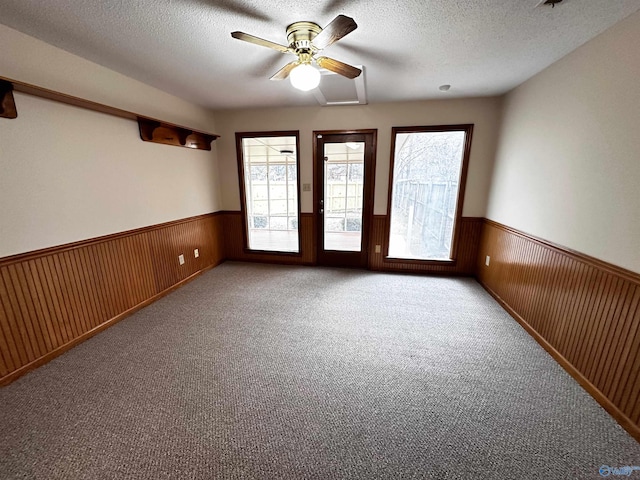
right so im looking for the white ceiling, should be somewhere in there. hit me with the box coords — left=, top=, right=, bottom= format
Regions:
left=1, top=0, right=638, bottom=110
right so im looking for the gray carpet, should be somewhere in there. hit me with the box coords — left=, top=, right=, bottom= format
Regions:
left=1, top=262, right=638, bottom=479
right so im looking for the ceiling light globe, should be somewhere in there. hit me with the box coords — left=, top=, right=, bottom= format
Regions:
left=290, top=64, right=321, bottom=91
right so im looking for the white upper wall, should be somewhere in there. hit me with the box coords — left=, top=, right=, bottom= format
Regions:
left=0, top=25, right=221, bottom=257
left=486, top=11, right=640, bottom=273
left=0, top=24, right=216, bottom=131
left=215, top=98, right=502, bottom=216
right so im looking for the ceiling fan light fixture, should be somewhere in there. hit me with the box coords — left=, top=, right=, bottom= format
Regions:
left=289, top=63, right=321, bottom=91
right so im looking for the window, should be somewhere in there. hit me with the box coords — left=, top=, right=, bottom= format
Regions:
left=236, top=132, right=301, bottom=253
left=386, top=125, right=473, bottom=261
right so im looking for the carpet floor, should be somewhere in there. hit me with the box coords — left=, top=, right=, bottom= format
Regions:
left=1, top=262, right=638, bottom=479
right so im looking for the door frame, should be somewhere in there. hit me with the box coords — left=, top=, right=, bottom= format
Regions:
left=313, top=129, right=377, bottom=268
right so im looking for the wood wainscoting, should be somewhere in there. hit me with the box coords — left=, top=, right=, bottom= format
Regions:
left=222, top=211, right=316, bottom=265
left=0, top=212, right=225, bottom=385
left=369, top=216, right=482, bottom=275
left=5, top=210, right=638, bottom=442
left=477, top=219, right=640, bottom=440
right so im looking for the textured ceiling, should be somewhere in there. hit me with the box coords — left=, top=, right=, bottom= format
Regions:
left=1, top=0, right=639, bottom=110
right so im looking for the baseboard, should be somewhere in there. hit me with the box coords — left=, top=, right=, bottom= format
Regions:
left=478, top=278, right=640, bottom=442
left=0, top=261, right=222, bottom=387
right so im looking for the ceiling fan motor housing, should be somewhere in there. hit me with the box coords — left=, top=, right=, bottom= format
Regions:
left=286, top=22, right=322, bottom=53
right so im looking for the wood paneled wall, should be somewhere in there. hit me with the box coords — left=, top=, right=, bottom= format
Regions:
left=222, top=211, right=315, bottom=265
left=477, top=219, right=640, bottom=440
left=4, top=209, right=638, bottom=441
left=369, top=216, right=482, bottom=275
left=0, top=213, right=224, bottom=385
left=0, top=210, right=479, bottom=384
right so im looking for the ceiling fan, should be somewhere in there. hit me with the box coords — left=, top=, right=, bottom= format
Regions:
left=231, top=15, right=361, bottom=91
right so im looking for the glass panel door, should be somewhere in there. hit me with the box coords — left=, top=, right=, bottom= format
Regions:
left=315, top=131, right=376, bottom=268
left=323, top=141, right=365, bottom=252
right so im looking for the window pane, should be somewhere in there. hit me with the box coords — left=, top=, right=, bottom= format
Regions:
left=241, top=135, right=299, bottom=252
left=269, top=216, right=287, bottom=230
left=251, top=216, right=267, bottom=229
left=269, top=165, right=286, bottom=182
left=326, top=163, right=346, bottom=181
left=269, top=200, right=287, bottom=215
left=346, top=217, right=361, bottom=232
left=388, top=129, right=467, bottom=260
left=326, top=217, right=344, bottom=232
left=287, top=165, right=297, bottom=181
left=250, top=165, right=267, bottom=181
left=252, top=185, right=268, bottom=200
left=252, top=200, right=268, bottom=215
left=269, top=185, right=287, bottom=200
left=348, top=163, right=363, bottom=181
left=323, top=142, right=364, bottom=252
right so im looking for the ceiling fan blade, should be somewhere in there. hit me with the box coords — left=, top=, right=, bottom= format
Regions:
left=270, top=61, right=298, bottom=81
left=231, top=31, right=290, bottom=53
left=313, top=15, right=358, bottom=50
left=316, top=56, right=361, bottom=79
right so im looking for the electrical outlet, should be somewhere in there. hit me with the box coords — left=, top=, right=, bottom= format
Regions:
left=485, top=255, right=490, bottom=266
left=178, top=254, right=185, bottom=265
left=194, top=249, right=199, bottom=258
left=375, top=244, right=381, bottom=253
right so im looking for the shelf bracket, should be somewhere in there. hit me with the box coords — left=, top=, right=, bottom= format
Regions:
left=0, top=80, right=18, bottom=119
left=137, top=118, right=218, bottom=151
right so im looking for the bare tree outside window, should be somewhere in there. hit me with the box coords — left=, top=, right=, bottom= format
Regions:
left=388, top=127, right=469, bottom=260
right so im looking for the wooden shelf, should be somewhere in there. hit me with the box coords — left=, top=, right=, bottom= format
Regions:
left=0, top=76, right=219, bottom=150
left=138, top=119, right=218, bottom=150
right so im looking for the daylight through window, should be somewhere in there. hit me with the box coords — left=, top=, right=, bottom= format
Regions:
left=240, top=135, right=299, bottom=253
left=387, top=126, right=471, bottom=261
left=323, top=142, right=364, bottom=251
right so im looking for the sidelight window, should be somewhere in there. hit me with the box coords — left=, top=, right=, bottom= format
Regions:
left=237, top=133, right=301, bottom=253
left=386, top=125, right=473, bottom=261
